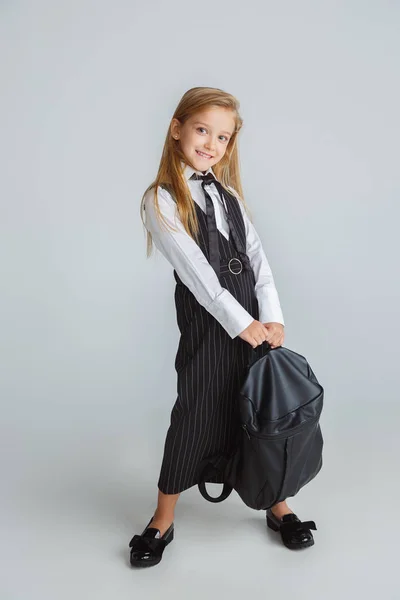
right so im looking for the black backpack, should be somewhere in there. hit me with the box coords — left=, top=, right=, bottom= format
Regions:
left=196, top=342, right=324, bottom=510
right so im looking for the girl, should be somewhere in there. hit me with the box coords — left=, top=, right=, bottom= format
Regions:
left=129, top=87, right=315, bottom=568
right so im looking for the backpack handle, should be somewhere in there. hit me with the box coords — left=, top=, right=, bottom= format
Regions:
left=197, top=461, right=233, bottom=503
left=247, top=340, right=273, bottom=367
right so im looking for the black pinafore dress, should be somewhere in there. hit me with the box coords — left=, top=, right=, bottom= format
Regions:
left=157, top=186, right=259, bottom=495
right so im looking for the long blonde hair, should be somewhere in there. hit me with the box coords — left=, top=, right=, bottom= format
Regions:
left=140, top=86, right=252, bottom=256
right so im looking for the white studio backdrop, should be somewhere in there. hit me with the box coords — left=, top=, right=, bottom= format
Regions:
left=0, top=1, right=399, bottom=599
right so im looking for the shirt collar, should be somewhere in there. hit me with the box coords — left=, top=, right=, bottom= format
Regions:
left=181, top=160, right=215, bottom=181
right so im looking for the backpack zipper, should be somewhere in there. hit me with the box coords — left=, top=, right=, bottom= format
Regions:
left=242, top=413, right=321, bottom=441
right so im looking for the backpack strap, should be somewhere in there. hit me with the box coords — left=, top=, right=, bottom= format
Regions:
left=197, top=460, right=233, bottom=503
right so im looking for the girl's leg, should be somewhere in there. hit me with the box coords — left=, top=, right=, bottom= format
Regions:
left=270, top=499, right=294, bottom=519
left=149, top=489, right=180, bottom=536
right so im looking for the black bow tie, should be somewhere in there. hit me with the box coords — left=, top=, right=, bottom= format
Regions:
left=190, top=172, right=249, bottom=277
left=192, top=172, right=217, bottom=185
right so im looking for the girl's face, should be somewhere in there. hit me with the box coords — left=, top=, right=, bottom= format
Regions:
left=171, top=107, right=236, bottom=173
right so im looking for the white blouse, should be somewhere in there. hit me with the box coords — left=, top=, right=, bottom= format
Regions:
left=143, top=161, right=285, bottom=339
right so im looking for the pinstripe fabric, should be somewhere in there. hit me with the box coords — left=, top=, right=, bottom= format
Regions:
left=157, top=189, right=259, bottom=494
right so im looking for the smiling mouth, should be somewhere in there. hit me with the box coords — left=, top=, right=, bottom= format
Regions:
left=196, top=150, right=213, bottom=159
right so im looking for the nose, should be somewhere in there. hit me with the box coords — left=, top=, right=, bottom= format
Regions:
left=204, top=138, right=216, bottom=152
left=205, top=133, right=218, bottom=150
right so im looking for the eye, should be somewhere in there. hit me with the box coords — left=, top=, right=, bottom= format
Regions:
left=196, top=127, right=230, bottom=142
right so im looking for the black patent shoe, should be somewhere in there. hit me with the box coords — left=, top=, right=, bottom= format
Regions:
left=129, top=517, right=174, bottom=568
left=266, top=509, right=317, bottom=550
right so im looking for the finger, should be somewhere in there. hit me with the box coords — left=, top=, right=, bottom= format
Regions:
left=258, top=332, right=269, bottom=346
left=272, top=335, right=284, bottom=348
left=256, top=328, right=268, bottom=344
left=263, top=329, right=271, bottom=342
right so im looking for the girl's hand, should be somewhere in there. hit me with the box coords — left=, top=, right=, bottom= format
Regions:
left=238, top=320, right=270, bottom=349
left=263, top=322, right=285, bottom=348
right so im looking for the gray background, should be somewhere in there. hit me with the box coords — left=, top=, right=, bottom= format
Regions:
left=1, top=1, right=399, bottom=598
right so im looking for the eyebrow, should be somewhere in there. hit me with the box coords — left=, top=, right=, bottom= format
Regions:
left=193, top=121, right=233, bottom=136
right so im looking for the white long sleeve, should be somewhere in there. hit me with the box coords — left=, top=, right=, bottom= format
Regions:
left=143, top=186, right=255, bottom=339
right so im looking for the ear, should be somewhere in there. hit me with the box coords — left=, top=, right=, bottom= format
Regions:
left=171, top=118, right=180, bottom=140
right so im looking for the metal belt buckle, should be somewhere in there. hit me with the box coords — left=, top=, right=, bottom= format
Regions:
left=228, top=257, right=243, bottom=275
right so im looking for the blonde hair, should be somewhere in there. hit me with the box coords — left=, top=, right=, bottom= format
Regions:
left=140, top=86, right=252, bottom=256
